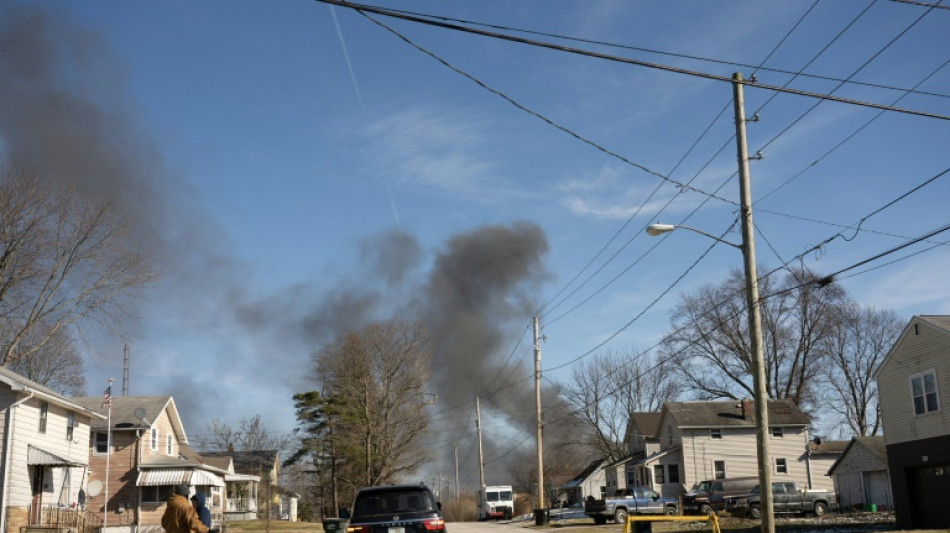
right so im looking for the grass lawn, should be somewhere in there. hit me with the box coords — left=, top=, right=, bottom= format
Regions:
left=224, top=519, right=326, bottom=533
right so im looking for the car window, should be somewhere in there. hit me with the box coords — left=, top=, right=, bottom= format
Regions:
left=354, top=489, right=434, bottom=516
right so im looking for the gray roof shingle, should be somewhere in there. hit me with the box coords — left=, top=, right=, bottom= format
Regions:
left=664, top=398, right=810, bottom=428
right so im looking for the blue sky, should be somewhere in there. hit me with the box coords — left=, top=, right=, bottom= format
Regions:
left=3, top=0, right=949, bottom=478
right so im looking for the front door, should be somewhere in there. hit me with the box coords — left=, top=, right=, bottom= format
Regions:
left=30, top=466, right=44, bottom=523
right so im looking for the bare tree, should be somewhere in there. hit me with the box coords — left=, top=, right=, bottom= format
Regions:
left=662, top=267, right=846, bottom=411
left=7, top=326, right=86, bottom=395
left=313, top=319, right=434, bottom=487
left=560, top=349, right=680, bottom=461
left=196, top=414, right=293, bottom=452
left=0, top=168, right=154, bottom=366
left=818, top=304, right=903, bottom=437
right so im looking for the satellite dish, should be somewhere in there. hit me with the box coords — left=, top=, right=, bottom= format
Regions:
left=87, top=480, right=103, bottom=497
left=134, top=408, right=147, bottom=421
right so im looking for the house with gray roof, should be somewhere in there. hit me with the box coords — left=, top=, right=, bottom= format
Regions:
left=201, top=450, right=276, bottom=520
left=826, top=436, right=891, bottom=511
left=70, top=396, right=228, bottom=533
left=0, top=366, right=106, bottom=533
left=641, top=399, right=816, bottom=499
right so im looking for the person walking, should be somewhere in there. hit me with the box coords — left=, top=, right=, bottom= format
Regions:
left=191, top=493, right=212, bottom=529
left=162, top=484, right=209, bottom=533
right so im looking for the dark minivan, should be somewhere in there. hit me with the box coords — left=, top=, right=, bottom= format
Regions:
left=346, top=484, right=446, bottom=533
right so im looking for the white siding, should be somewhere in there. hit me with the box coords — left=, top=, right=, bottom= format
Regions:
left=679, top=426, right=813, bottom=490
left=877, top=319, right=950, bottom=445
left=6, top=395, right=95, bottom=507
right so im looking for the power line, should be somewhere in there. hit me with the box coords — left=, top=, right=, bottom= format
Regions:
left=320, top=0, right=950, bottom=121
left=890, top=0, right=950, bottom=9
left=334, top=1, right=950, bottom=100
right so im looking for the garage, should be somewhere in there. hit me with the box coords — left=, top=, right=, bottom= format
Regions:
left=909, top=464, right=950, bottom=529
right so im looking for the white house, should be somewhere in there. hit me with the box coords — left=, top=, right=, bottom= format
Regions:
left=876, top=315, right=950, bottom=529
left=639, top=399, right=818, bottom=499
left=0, top=366, right=106, bottom=533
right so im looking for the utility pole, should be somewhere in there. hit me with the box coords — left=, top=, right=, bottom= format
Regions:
left=455, top=445, right=460, bottom=501
left=476, top=397, right=486, bottom=491
left=732, top=71, right=774, bottom=533
left=534, top=315, right=544, bottom=510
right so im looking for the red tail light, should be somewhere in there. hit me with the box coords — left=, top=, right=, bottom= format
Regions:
left=422, top=518, right=445, bottom=531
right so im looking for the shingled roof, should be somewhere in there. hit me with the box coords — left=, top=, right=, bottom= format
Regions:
left=663, top=398, right=809, bottom=428
left=0, top=366, right=106, bottom=419
left=70, top=396, right=177, bottom=429
left=202, top=450, right=278, bottom=475
left=629, top=412, right=662, bottom=437
left=826, top=436, right=887, bottom=476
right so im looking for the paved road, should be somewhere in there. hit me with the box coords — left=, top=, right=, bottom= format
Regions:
left=447, top=522, right=529, bottom=532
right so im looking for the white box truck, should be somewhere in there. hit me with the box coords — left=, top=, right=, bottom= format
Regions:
left=477, top=485, right=514, bottom=520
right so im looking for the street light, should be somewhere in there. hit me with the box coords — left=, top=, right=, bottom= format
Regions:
left=647, top=222, right=774, bottom=532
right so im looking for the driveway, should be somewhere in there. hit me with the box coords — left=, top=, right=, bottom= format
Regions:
left=448, top=523, right=530, bottom=532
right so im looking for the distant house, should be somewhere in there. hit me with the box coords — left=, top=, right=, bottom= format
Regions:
left=199, top=452, right=261, bottom=521
left=641, top=399, right=817, bottom=499
left=826, top=436, right=891, bottom=511
left=876, top=315, right=950, bottom=529
left=70, top=396, right=228, bottom=533
left=557, top=459, right=606, bottom=505
left=803, top=439, right=847, bottom=492
left=0, top=367, right=106, bottom=533
left=202, top=450, right=278, bottom=519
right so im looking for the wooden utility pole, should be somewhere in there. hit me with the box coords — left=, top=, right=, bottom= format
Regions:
left=534, top=315, right=544, bottom=509
left=732, top=72, right=774, bottom=533
left=455, top=445, right=460, bottom=501
left=476, top=397, right=485, bottom=491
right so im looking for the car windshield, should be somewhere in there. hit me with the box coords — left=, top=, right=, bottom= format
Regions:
left=692, top=482, right=710, bottom=492
left=353, top=489, right=433, bottom=516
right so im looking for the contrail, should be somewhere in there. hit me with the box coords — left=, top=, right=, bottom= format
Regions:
left=330, top=5, right=401, bottom=228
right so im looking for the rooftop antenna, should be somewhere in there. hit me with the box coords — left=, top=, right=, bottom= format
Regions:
left=122, top=344, right=130, bottom=396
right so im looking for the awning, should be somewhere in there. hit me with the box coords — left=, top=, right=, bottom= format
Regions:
left=191, top=469, right=225, bottom=487
left=137, top=469, right=192, bottom=486
left=27, top=445, right=84, bottom=466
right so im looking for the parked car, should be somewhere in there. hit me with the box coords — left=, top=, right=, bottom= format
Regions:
left=729, top=482, right=836, bottom=518
left=682, top=476, right=758, bottom=514
left=584, top=488, right=678, bottom=525
left=345, top=484, right=446, bottom=533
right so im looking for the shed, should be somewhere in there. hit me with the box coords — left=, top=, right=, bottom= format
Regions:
left=826, top=436, right=892, bottom=511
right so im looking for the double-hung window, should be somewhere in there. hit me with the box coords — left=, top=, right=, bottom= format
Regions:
left=67, top=412, right=75, bottom=440
left=150, top=428, right=159, bottom=450
left=911, top=370, right=940, bottom=415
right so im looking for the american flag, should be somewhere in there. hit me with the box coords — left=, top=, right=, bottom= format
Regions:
left=102, top=383, right=112, bottom=409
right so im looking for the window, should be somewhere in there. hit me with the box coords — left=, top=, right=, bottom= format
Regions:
left=911, top=370, right=940, bottom=415
left=775, top=458, right=788, bottom=473
left=94, top=432, right=109, bottom=454
left=166, top=435, right=173, bottom=455
left=710, top=428, right=722, bottom=439
left=142, top=485, right=175, bottom=503
left=39, top=402, right=49, bottom=433
left=67, top=412, right=75, bottom=440
left=654, top=465, right=665, bottom=484
left=150, top=428, right=158, bottom=450
left=770, top=426, right=784, bottom=438
left=668, top=464, right=680, bottom=483
left=714, top=460, right=726, bottom=479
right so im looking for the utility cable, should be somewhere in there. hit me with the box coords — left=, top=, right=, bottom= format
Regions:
left=320, top=0, right=950, bottom=121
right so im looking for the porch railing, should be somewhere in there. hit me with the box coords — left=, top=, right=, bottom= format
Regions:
left=28, top=505, right=103, bottom=533
left=224, top=498, right=257, bottom=512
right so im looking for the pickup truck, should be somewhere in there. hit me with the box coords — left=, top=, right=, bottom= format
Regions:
left=729, top=482, right=836, bottom=518
left=584, top=488, right=678, bottom=524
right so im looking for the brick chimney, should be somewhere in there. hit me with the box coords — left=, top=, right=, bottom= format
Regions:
left=741, top=398, right=752, bottom=419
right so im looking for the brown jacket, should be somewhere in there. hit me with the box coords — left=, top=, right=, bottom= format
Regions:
left=162, top=493, right=209, bottom=533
